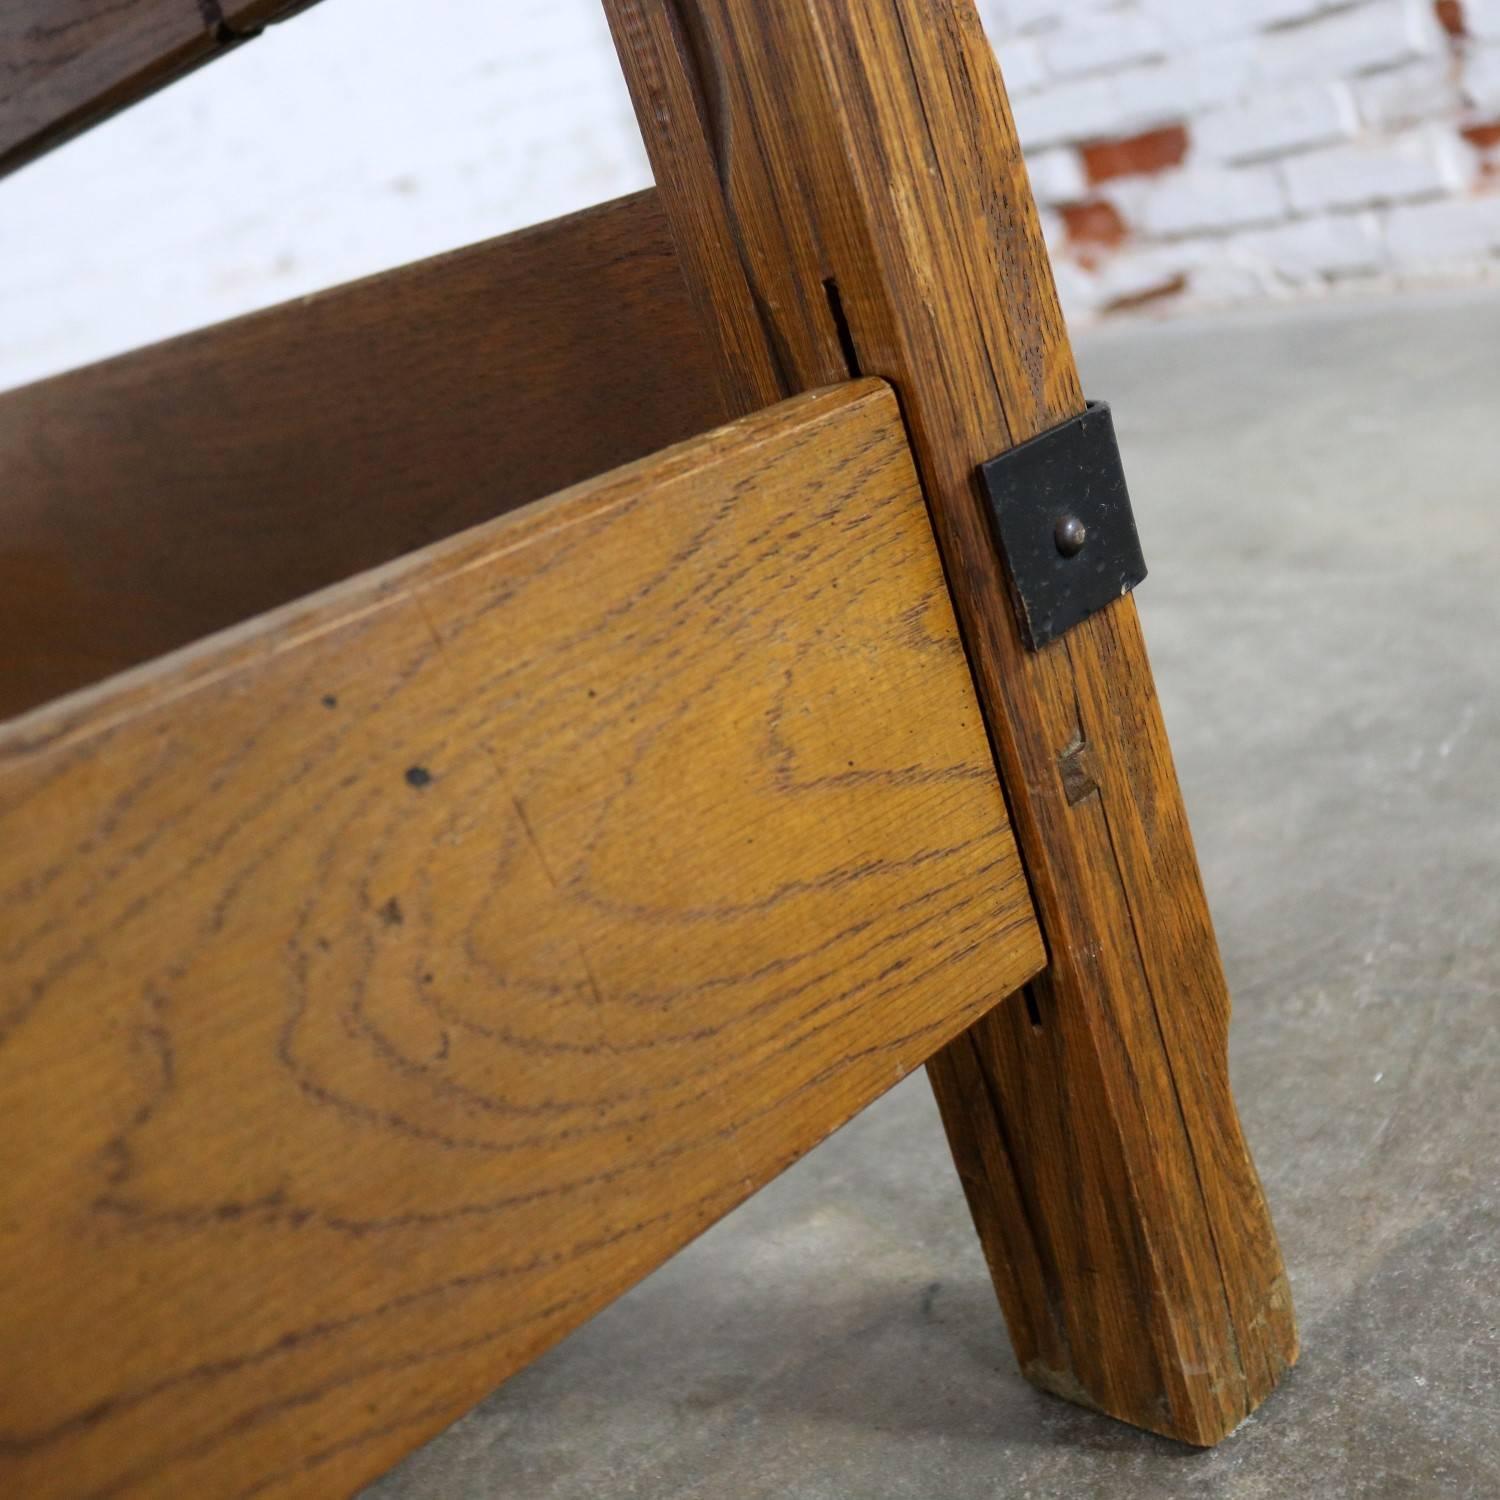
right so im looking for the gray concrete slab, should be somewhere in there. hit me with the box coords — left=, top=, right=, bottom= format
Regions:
left=367, top=291, right=1500, bottom=1499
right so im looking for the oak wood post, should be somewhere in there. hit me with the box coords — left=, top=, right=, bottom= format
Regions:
left=604, top=0, right=1297, bottom=1443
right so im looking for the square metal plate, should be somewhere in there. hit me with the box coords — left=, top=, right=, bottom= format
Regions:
left=978, top=400, right=1147, bottom=650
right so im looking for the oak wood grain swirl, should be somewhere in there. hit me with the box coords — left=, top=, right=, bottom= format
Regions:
left=605, top=0, right=1297, bottom=1446
left=0, top=379, right=1044, bottom=1498
left=0, top=189, right=726, bottom=720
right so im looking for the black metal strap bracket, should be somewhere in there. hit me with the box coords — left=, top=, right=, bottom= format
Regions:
left=978, top=400, right=1147, bottom=651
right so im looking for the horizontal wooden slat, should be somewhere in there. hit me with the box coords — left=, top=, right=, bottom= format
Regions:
left=0, top=0, right=319, bottom=175
left=0, top=188, right=727, bottom=721
left=0, top=379, right=1044, bottom=1499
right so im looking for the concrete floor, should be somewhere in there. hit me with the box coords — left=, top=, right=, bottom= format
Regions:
left=367, top=292, right=1500, bottom=1499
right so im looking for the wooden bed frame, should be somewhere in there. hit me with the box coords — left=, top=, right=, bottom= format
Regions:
left=0, top=4, right=1299, bottom=1496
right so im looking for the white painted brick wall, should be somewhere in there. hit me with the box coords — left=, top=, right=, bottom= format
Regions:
left=1140, top=0, right=1336, bottom=48
left=1027, top=147, right=1090, bottom=206
left=1466, top=46, right=1500, bottom=112
left=6, top=0, right=1500, bottom=391
left=995, top=37, right=1049, bottom=96
left=985, top=0, right=1500, bottom=322
left=1283, top=130, right=1475, bottom=212
left=1111, top=47, right=1260, bottom=126
left=1042, top=10, right=1169, bottom=80
left=1467, top=0, right=1500, bottom=40
left=1237, top=213, right=1388, bottom=280
left=997, top=0, right=1071, bottom=35
left=1255, top=0, right=1444, bottom=85
left=1385, top=193, right=1500, bottom=260
left=1011, top=74, right=1127, bottom=148
left=1355, top=58, right=1459, bottom=129
left=1141, top=166, right=1288, bottom=236
left=1196, top=83, right=1358, bottom=164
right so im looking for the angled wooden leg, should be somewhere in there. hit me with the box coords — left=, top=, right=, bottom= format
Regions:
left=606, top=0, right=1297, bottom=1444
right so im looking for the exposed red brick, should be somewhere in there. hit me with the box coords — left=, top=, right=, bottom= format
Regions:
left=1103, top=274, right=1188, bottom=316
left=1461, top=120, right=1500, bottom=150
left=1436, top=0, right=1465, bottom=37
left=1080, top=124, right=1189, bottom=185
left=1059, top=199, right=1129, bottom=251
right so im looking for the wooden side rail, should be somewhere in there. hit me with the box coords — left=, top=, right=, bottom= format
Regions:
left=0, top=380, right=1045, bottom=1500
left=0, top=0, right=322, bottom=175
left=0, top=188, right=727, bottom=721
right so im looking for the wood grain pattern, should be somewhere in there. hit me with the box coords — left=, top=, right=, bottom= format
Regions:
left=0, top=0, right=319, bottom=175
left=606, top=0, right=1297, bottom=1445
left=0, top=189, right=726, bottom=721
left=0, top=380, right=1044, bottom=1498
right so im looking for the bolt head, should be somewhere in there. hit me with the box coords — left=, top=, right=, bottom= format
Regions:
left=1054, top=515, right=1088, bottom=558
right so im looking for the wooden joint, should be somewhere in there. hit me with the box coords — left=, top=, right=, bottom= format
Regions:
left=1057, top=736, right=1099, bottom=806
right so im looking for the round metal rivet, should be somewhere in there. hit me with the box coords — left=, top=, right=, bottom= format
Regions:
left=1054, top=515, right=1088, bottom=558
